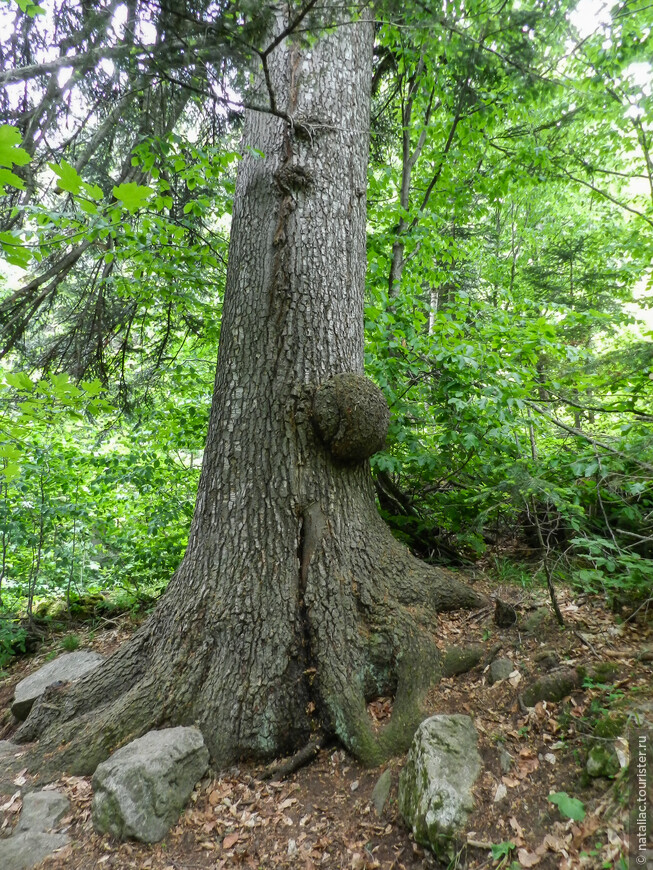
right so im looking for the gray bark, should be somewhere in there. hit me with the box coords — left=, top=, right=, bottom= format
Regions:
left=17, top=2, right=484, bottom=775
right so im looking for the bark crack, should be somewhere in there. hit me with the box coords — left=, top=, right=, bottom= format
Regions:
left=298, top=502, right=327, bottom=729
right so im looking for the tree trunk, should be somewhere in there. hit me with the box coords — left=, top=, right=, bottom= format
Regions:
left=17, top=2, right=484, bottom=775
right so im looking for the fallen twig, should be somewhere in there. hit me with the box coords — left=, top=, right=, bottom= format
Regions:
left=260, top=735, right=326, bottom=781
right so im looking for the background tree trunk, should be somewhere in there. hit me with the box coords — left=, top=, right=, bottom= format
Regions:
left=17, top=2, right=484, bottom=775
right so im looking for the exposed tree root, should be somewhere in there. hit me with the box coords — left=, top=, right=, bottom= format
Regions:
left=260, top=735, right=327, bottom=781
left=14, top=492, right=485, bottom=780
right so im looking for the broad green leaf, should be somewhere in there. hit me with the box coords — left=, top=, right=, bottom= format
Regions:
left=49, top=160, right=83, bottom=195
left=0, top=231, right=31, bottom=268
left=0, top=443, right=21, bottom=461
left=80, top=379, right=103, bottom=397
left=0, top=462, right=20, bottom=480
left=0, top=167, right=25, bottom=191
left=79, top=199, right=98, bottom=215
left=5, top=371, right=35, bottom=391
left=82, top=181, right=104, bottom=201
left=548, top=792, right=585, bottom=821
left=490, top=842, right=514, bottom=860
left=112, top=182, right=153, bottom=212
left=16, top=0, right=46, bottom=15
left=0, top=125, right=30, bottom=167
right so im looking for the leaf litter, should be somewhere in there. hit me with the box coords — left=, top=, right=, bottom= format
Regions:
left=0, top=582, right=650, bottom=868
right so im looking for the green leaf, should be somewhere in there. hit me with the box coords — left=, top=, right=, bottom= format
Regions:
left=15, top=0, right=46, bottom=16
left=112, top=182, right=153, bottom=212
left=0, top=167, right=25, bottom=192
left=0, top=462, right=20, bottom=481
left=548, top=792, right=585, bottom=821
left=0, top=125, right=30, bottom=168
left=80, top=379, right=103, bottom=397
left=5, top=371, right=35, bottom=391
left=490, top=841, right=514, bottom=859
left=82, top=181, right=104, bottom=201
left=49, top=160, right=83, bottom=195
left=0, top=443, right=21, bottom=461
left=0, top=231, right=31, bottom=268
left=78, top=198, right=98, bottom=215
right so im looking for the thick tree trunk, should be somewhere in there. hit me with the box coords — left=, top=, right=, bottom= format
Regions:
left=17, top=3, right=484, bottom=775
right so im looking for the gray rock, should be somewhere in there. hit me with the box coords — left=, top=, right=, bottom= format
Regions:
left=498, top=747, right=514, bottom=774
left=0, top=790, right=70, bottom=870
left=16, top=790, right=70, bottom=833
left=371, top=769, right=392, bottom=816
left=0, top=831, right=69, bottom=870
left=92, top=726, right=209, bottom=842
left=11, top=652, right=104, bottom=720
left=398, top=714, right=481, bottom=860
left=489, top=657, right=514, bottom=685
left=0, top=741, right=20, bottom=759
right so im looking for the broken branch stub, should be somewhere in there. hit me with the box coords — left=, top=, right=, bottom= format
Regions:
left=312, top=373, right=390, bottom=463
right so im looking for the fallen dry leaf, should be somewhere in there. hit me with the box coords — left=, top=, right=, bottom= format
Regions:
left=0, top=792, right=21, bottom=813
left=517, top=848, right=541, bottom=867
left=279, top=798, right=297, bottom=810
left=222, top=832, right=239, bottom=849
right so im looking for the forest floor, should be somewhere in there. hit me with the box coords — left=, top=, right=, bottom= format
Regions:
left=0, top=578, right=651, bottom=870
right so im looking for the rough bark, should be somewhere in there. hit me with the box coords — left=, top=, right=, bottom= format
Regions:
left=16, top=2, right=485, bottom=776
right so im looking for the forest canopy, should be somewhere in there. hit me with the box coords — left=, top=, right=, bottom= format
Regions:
left=0, top=0, right=651, bottom=645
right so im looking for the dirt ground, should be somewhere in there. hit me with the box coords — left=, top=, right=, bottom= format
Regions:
left=1, top=582, right=651, bottom=869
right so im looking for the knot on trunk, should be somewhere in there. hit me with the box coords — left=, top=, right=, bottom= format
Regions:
left=312, top=373, right=389, bottom=462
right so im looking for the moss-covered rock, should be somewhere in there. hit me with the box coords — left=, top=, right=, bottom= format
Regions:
left=590, top=662, right=619, bottom=684
left=398, top=714, right=481, bottom=861
left=521, top=668, right=582, bottom=707
left=586, top=743, right=620, bottom=778
left=593, top=712, right=627, bottom=739
left=520, top=607, right=554, bottom=634
left=534, top=649, right=560, bottom=672
left=442, top=645, right=483, bottom=678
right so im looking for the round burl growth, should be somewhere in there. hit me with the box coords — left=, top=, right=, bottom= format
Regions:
left=312, top=373, right=390, bottom=462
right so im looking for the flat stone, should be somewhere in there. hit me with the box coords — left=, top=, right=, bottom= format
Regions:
left=11, top=652, right=104, bottom=720
left=17, top=790, right=70, bottom=833
left=499, top=747, right=513, bottom=773
left=92, top=726, right=209, bottom=842
left=0, top=831, right=69, bottom=870
left=488, top=657, right=514, bottom=685
left=371, top=769, right=392, bottom=816
left=398, top=714, right=481, bottom=860
left=0, top=790, right=70, bottom=870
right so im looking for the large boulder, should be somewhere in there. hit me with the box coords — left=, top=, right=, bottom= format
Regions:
left=11, top=651, right=104, bottom=721
left=0, top=790, right=70, bottom=870
left=92, top=726, right=209, bottom=842
left=398, top=714, right=481, bottom=859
